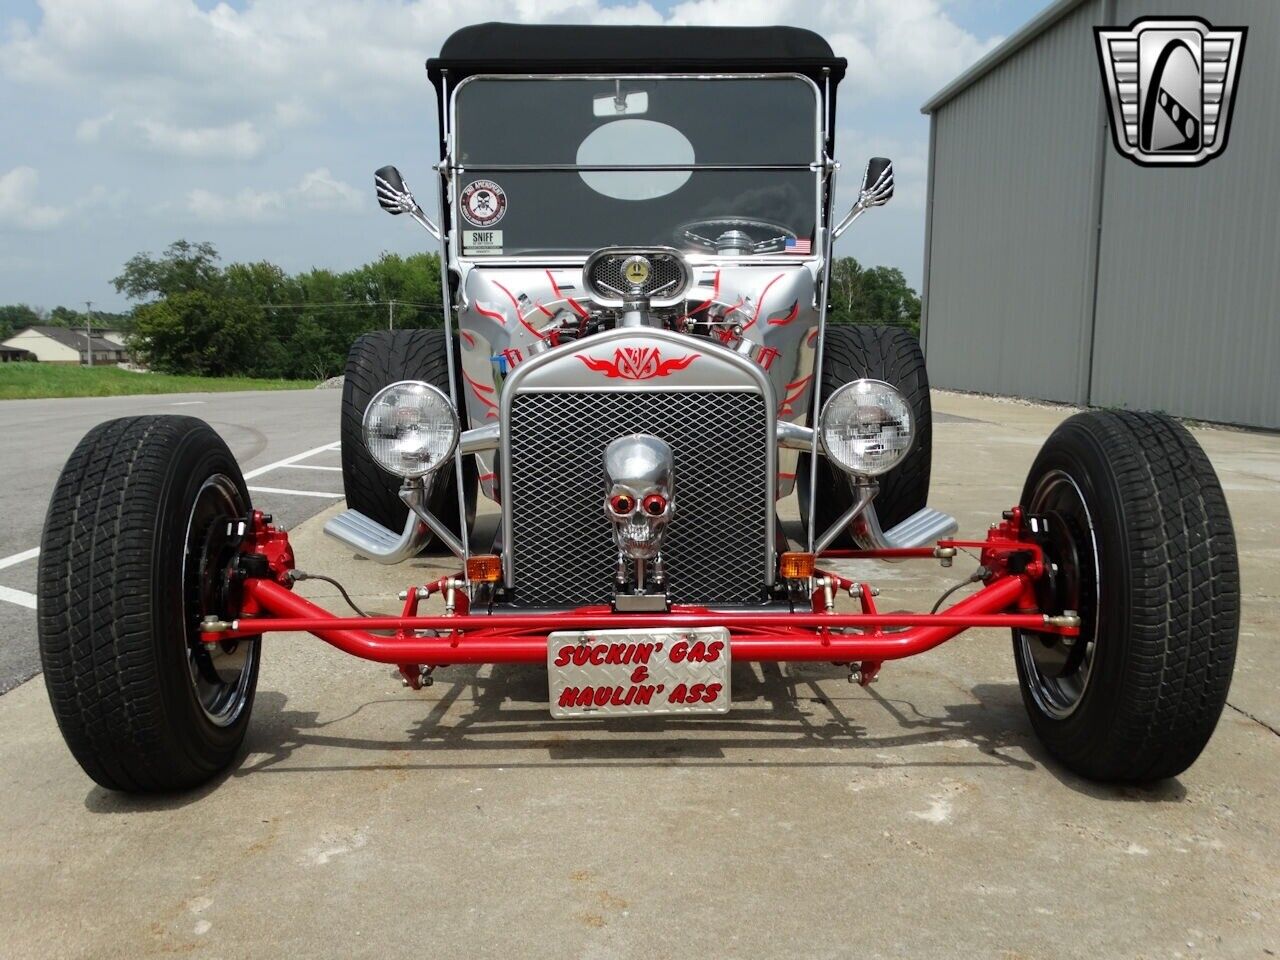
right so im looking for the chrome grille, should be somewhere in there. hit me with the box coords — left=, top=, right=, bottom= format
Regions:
left=507, top=390, right=770, bottom=606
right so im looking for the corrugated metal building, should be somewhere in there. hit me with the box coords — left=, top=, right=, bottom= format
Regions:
left=919, top=0, right=1279, bottom=429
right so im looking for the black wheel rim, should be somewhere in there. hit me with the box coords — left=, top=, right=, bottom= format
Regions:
left=182, top=474, right=258, bottom=727
left=1017, top=469, right=1100, bottom=720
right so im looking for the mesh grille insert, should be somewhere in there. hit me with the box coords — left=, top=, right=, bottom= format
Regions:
left=507, top=390, right=770, bottom=606
left=587, top=253, right=685, bottom=300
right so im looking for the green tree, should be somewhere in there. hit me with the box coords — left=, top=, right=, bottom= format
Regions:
left=0, top=303, right=40, bottom=340
left=113, top=240, right=223, bottom=300
left=130, top=291, right=270, bottom=377
left=112, top=244, right=447, bottom=380
left=827, top=256, right=921, bottom=335
left=48, top=306, right=85, bottom=328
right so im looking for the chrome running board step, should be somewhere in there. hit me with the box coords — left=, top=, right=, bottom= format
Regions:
left=324, top=507, right=428, bottom=565
left=881, top=508, right=959, bottom=548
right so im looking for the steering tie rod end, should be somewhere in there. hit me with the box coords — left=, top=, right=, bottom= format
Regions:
left=1043, top=610, right=1082, bottom=629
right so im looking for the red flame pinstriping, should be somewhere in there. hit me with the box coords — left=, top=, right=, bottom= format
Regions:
left=492, top=279, right=550, bottom=341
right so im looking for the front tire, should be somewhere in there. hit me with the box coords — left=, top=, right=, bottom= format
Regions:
left=340, top=329, right=476, bottom=543
left=799, top=325, right=932, bottom=544
left=1014, top=411, right=1239, bottom=783
left=38, top=416, right=259, bottom=792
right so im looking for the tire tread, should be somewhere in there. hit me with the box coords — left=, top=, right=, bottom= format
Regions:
left=1019, top=410, right=1238, bottom=782
left=39, top=416, right=252, bottom=792
left=803, top=325, right=932, bottom=539
left=340, top=329, right=473, bottom=537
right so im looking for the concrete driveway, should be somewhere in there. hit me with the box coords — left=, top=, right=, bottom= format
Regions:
left=2, top=391, right=1277, bottom=959
left=0, top=388, right=342, bottom=692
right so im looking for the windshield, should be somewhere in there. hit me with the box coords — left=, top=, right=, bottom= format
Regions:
left=452, top=76, right=820, bottom=257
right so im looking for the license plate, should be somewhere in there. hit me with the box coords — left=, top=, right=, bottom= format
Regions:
left=548, top=627, right=731, bottom=718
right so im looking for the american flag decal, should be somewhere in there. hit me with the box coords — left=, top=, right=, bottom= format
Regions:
left=785, top=237, right=812, bottom=254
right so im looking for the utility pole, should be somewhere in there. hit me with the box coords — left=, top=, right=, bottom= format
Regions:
left=84, top=301, right=94, bottom=367
left=388, top=299, right=395, bottom=331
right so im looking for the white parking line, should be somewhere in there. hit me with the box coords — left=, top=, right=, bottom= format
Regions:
left=0, top=442, right=344, bottom=612
left=0, top=585, right=37, bottom=610
left=170, top=401, right=206, bottom=406
left=279, top=463, right=342, bottom=473
left=247, top=485, right=344, bottom=499
left=242, top=441, right=340, bottom=480
left=0, top=547, right=40, bottom=571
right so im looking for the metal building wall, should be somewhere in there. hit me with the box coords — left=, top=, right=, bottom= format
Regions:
left=1089, top=0, right=1280, bottom=428
left=923, top=0, right=1279, bottom=428
left=922, top=0, right=1104, bottom=404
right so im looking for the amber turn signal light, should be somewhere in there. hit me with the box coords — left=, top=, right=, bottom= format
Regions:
left=778, top=551, right=815, bottom=579
left=466, top=554, right=503, bottom=583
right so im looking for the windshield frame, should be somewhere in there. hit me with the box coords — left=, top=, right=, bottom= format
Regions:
left=446, top=72, right=827, bottom=266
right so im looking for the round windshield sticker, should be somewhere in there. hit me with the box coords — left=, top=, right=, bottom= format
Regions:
left=460, top=180, right=507, bottom=227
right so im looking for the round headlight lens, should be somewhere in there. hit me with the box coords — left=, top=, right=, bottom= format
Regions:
left=361, top=380, right=458, bottom=479
left=819, top=379, right=914, bottom=477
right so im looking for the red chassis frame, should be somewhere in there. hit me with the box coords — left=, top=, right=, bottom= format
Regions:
left=202, top=507, right=1078, bottom=688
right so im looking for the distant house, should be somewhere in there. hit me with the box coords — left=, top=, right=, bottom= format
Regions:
left=0, top=345, right=35, bottom=363
left=0, top=326, right=129, bottom=365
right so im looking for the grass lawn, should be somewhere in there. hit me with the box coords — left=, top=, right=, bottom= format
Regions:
left=0, top=363, right=318, bottom=400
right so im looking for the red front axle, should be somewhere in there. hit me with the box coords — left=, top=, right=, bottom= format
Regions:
left=201, top=505, right=1069, bottom=673
left=205, top=572, right=1065, bottom=665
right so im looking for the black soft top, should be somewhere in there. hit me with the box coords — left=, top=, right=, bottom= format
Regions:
left=427, top=23, right=846, bottom=88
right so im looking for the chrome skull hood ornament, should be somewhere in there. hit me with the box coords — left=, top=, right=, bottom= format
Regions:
left=604, top=434, right=675, bottom=589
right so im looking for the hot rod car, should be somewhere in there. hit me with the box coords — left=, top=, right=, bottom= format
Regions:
left=38, top=24, right=1239, bottom=792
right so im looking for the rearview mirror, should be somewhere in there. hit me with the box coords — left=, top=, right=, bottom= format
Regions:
left=860, top=157, right=895, bottom=207
left=374, top=165, right=440, bottom=240
left=833, top=156, right=895, bottom=239
left=593, top=81, right=649, bottom=117
left=375, top=165, right=415, bottom=216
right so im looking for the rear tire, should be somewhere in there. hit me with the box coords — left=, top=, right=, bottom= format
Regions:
left=38, top=416, right=259, bottom=792
left=340, top=329, right=476, bottom=543
left=799, top=325, right=932, bottom=544
left=1014, top=411, right=1239, bottom=783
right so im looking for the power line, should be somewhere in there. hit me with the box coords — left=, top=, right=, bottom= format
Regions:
left=255, top=300, right=444, bottom=311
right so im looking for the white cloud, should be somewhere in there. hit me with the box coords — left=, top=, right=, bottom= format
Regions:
left=185, top=187, right=286, bottom=223
left=0, top=0, right=1010, bottom=303
left=185, top=167, right=363, bottom=222
left=77, top=111, right=264, bottom=160
left=668, top=0, right=1001, bottom=96
left=0, top=166, right=69, bottom=230
left=294, top=168, right=363, bottom=212
left=75, top=110, right=116, bottom=143
left=6, top=1, right=998, bottom=161
left=136, top=119, right=264, bottom=160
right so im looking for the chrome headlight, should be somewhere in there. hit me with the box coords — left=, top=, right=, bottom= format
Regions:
left=361, top=380, right=458, bottom=479
left=819, top=379, right=914, bottom=477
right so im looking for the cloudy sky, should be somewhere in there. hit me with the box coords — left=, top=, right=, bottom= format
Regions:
left=0, top=0, right=1045, bottom=311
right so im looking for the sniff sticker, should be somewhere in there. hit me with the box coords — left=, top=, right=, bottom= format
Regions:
left=460, top=179, right=507, bottom=227
left=464, top=230, right=503, bottom=255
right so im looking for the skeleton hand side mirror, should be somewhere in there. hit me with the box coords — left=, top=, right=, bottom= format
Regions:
left=374, top=165, right=441, bottom=240
left=832, top=157, right=894, bottom=239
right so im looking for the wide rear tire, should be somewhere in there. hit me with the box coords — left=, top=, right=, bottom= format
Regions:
left=340, top=329, right=476, bottom=543
left=799, top=325, right=932, bottom=544
left=1014, top=410, right=1239, bottom=783
left=38, top=416, right=259, bottom=792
